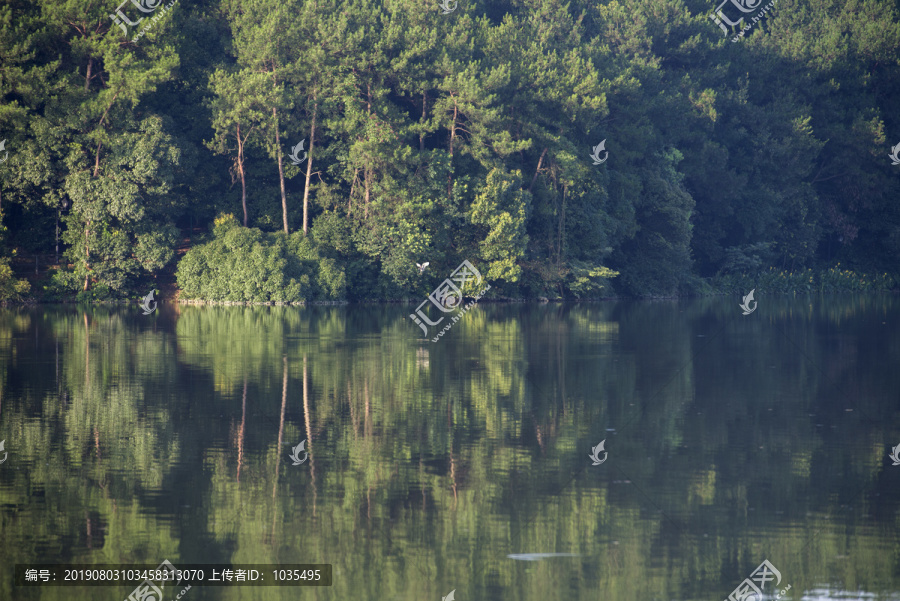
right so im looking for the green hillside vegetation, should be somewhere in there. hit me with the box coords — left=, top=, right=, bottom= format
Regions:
left=0, top=0, right=898, bottom=301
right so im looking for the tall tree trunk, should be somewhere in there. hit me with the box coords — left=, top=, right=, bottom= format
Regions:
left=349, top=168, right=359, bottom=215
left=364, top=84, right=372, bottom=220
left=449, top=102, right=457, bottom=153
left=273, top=107, right=288, bottom=233
left=85, top=58, right=92, bottom=91
left=530, top=147, right=548, bottom=192
left=237, top=123, right=248, bottom=227
left=447, top=101, right=457, bottom=199
left=364, top=169, right=370, bottom=219
left=83, top=220, right=91, bottom=291
left=86, top=83, right=108, bottom=290
left=303, top=95, right=318, bottom=235
left=557, top=184, right=567, bottom=271
left=420, top=92, right=427, bottom=152
left=93, top=142, right=102, bottom=177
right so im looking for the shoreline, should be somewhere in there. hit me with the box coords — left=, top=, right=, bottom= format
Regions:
left=2, top=289, right=897, bottom=308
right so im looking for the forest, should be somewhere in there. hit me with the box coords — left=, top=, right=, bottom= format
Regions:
left=0, top=0, right=898, bottom=302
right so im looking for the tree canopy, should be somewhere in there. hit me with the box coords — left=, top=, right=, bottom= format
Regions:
left=0, top=0, right=898, bottom=300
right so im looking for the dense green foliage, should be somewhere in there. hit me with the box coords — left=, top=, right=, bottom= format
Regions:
left=1, top=0, right=898, bottom=300
left=0, top=213, right=29, bottom=300
left=714, top=265, right=898, bottom=294
left=176, top=213, right=346, bottom=302
left=0, top=256, right=29, bottom=300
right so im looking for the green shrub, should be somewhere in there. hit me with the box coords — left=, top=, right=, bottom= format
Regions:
left=564, top=260, right=619, bottom=299
left=711, top=265, right=897, bottom=294
left=176, top=214, right=346, bottom=302
left=0, top=257, right=30, bottom=301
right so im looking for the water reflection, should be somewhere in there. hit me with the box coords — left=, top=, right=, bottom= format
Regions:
left=0, top=295, right=898, bottom=600
left=506, top=554, right=581, bottom=561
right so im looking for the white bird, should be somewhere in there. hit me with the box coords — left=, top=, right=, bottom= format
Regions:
left=442, top=590, right=455, bottom=601
left=416, top=262, right=429, bottom=274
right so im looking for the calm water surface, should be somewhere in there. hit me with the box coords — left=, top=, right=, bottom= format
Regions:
left=1, top=295, right=899, bottom=601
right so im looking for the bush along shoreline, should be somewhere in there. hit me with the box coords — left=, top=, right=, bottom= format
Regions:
left=4, top=212, right=898, bottom=306
left=4, top=266, right=897, bottom=307
left=711, top=266, right=898, bottom=295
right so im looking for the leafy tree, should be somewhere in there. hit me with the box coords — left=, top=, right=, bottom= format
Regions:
left=2, top=0, right=900, bottom=300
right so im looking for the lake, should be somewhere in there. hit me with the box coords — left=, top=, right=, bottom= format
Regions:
left=1, top=295, right=899, bottom=601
